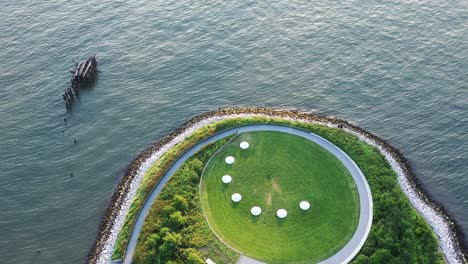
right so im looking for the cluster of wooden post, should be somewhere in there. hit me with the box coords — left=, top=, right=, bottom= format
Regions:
left=63, top=55, right=97, bottom=109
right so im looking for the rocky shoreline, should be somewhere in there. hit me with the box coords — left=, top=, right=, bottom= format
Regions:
left=87, top=107, right=466, bottom=264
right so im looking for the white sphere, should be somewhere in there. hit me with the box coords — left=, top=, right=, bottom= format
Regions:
left=225, top=156, right=235, bottom=164
left=251, top=206, right=262, bottom=216
left=240, top=141, right=250, bottom=149
left=276, top=209, right=288, bottom=218
left=300, top=201, right=311, bottom=210
left=222, top=175, right=232, bottom=184
left=231, top=193, right=242, bottom=202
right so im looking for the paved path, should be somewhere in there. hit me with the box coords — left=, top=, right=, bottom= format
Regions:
left=122, top=124, right=373, bottom=264
left=237, top=255, right=266, bottom=264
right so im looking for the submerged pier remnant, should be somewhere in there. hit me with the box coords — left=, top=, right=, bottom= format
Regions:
left=63, top=55, right=97, bottom=109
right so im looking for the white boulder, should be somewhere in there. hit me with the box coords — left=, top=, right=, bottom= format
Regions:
left=300, top=201, right=311, bottom=210
left=240, top=141, right=250, bottom=149
left=225, top=156, right=235, bottom=164
left=222, top=175, right=232, bottom=183
left=231, top=193, right=242, bottom=202
left=276, top=209, right=288, bottom=218
left=251, top=206, right=262, bottom=216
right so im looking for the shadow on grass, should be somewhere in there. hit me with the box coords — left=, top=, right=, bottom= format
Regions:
left=250, top=215, right=259, bottom=223
left=276, top=217, right=286, bottom=226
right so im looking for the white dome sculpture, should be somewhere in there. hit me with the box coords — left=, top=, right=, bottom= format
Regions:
left=231, top=193, right=242, bottom=202
left=251, top=206, right=262, bottom=216
left=222, top=175, right=232, bottom=184
left=225, top=156, right=235, bottom=164
left=276, top=209, right=288, bottom=218
left=240, top=141, right=250, bottom=149
left=300, top=201, right=311, bottom=210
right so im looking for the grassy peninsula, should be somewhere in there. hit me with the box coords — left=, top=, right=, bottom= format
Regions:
left=112, top=115, right=444, bottom=264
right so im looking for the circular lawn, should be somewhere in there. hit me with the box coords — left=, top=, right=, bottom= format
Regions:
left=200, top=131, right=360, bottom=263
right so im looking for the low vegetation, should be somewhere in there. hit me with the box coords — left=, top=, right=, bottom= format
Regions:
left=132, top=137, right=239, bottom=264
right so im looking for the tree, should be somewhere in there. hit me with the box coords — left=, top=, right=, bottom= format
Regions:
left=188, top=158, right=204, bottom=175
left=162, top=205, right=176, bottom=218
left=142, top=248, right=159, bottom=264
left=168, top=211, right=187, bottom=229
left=352, top=255, right=369, bottom=264
left=145, top=233, right=160, bottom=249
left=173, top=195, right=189, bottom=212
left=369, top=249, right=392, bottom=264
left=184, top=248, right=205, bottom=264
left=159, top=232, right=182, bottom=259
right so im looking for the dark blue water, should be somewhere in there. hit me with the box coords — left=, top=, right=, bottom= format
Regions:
left=0, top=1, right=466, bottom=263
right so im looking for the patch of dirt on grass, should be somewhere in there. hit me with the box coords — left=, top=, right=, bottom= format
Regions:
left=272, top=179, right=282, bottom=193
left=265, top=192, right=272, bottom=205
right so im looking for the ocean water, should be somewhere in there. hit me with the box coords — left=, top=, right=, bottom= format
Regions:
left=0, top=0, right=466, bottom=263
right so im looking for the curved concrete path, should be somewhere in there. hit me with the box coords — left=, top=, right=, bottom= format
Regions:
left=123, top=125, right=373, bottom=264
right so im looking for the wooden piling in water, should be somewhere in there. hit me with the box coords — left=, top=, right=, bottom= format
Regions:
left=63, top=55, right=97, bottom=109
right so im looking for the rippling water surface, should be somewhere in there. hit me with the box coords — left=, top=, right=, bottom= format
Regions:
left=0, top=0, right=466, bottom=263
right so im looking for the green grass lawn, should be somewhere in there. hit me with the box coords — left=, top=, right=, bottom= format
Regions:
left=200, top=131, right=360, bottom=263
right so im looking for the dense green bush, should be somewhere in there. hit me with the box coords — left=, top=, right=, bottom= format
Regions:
left=132, top=137, right=239, bottom=264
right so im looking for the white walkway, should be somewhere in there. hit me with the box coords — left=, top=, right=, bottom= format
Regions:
left=237, top=255, right=265, bottom=264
